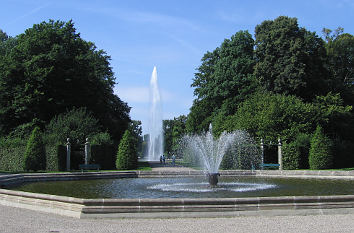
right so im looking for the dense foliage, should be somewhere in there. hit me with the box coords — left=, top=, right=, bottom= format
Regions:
left=163, top=115, right=187, bottom=157
left=0, top=137, right=26, bottom=172
left=187, top=16, right=354, bottom=169
left=45, top=107, right=102, bottom=145
left=309, top=126, right=333, bottom=169
left=0, top=20, right=130, bottom=142
left=23, top=127, right=46, bottom=171
left=282, top=142, right=301, bottom=170
left=116, top=129, right=138, bottom=170
left=254, top=16, right=329, bottom=101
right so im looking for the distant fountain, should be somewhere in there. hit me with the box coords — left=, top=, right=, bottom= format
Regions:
left=147, top=66, right=163, bottom=161
left=181, top=125, right=260, bottom=186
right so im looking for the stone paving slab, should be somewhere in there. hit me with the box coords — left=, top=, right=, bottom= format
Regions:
left=1, top=204, right=354, bottom=233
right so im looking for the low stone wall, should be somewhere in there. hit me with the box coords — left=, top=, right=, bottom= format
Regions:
left=0, top=170, right=354, bottom=218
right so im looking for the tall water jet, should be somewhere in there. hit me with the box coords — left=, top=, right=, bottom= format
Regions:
left=147, top=66, right=163, bottom=161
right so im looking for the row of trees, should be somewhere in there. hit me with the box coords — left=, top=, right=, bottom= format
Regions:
left=183, top=16, right=353, bottom=169
left=0, top=20, right=144, bottom=171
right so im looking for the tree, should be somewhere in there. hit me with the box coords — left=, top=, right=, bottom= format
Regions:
left=323, top=28, right=354, bottom=105
left=188, top=31, right=256, bottom=133
left=116, top=129, right=138, bottom=170
left=0, top=29, right=9, bottom=42
left=214, top=92, right=351, bottom=142
left=214, top=93, right=316, bottom=141
left=0, top=20, right=130, bottom=141
left=192, top=31, right=255, bottom=103
left=23, top=127, right=46, bottom=171
left=186, top=98, right=216, bottom=133
left=129, top=120, right=143, bottom=157
left=164, top=115, right=187, bottom=156
left=309, top=125, right=333, bottom=169
left=254, top=16, right=328, bottom=101
left=171, top=115, right=187, bottom=152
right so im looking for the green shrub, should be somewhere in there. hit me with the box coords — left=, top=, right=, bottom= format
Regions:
left=46, top=144, right=67, bottom=171
left=294, top=133, right=311, bottom=169
left=23, top=127, right=46, bottom=171
left=45, top=107, right=101, bottom=145
left=282, top=142, right=301, bottom=170
left=90, top=132, right=113, bottom=145
left=0, top=137, right=26, bottom=172
left=309, top=125, right=333, bottom=169
left=116, top=130, right=138, bottom=170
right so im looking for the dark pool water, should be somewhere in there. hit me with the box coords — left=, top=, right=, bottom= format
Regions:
left=10, top=176, right=354, bottom=199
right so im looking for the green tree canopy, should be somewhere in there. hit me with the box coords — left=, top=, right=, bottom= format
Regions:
left=212, top=92, right=351, bottom=142
left=188, top=30, right=256, bottom=132
left=0, top=20, right=130, bottom=141
left=44, top=107, right=102, bottom=145
left=254, top=16, right=329, bottom=101
left=324, top=29, right=354, bottom=105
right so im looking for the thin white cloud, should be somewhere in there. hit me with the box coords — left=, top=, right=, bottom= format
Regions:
left=82, top=6, right=202, bottom=32
left=216, top=10, right=266, bottom=27
left=6, top=2, right=51, bottom=26
left=168, top=34, right=201, bottom=56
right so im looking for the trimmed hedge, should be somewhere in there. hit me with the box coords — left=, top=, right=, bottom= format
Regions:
left=282, top=142, right=301, bottom=170
left=46, top=144, right=66, bottom=171
left=0, top=137, right=26, bottom=172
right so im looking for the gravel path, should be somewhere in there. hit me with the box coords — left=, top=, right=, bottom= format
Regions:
left=1, top=205, right=354, bottom=233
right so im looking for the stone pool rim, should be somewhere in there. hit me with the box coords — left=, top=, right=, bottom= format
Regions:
left=1, top=170, right=354, bottom=218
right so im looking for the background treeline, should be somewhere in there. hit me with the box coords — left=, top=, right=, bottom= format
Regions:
left=164, top=16, right=354, bottom=169
left=0, top=20, right=143, bottom=171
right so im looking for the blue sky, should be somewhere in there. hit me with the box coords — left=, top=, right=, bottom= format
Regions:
left=1, top=0, right=354, bottom=134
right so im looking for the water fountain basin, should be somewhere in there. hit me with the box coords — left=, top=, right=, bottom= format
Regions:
left=1, top=170, right=354, bottom=218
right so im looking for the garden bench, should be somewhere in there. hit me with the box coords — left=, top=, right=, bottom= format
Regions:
left=261, top=163, right=280, bottom=169
left=79, top=164, right=101, bottom=172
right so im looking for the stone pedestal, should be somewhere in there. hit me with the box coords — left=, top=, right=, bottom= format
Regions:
left=207, top=173, right=220, bottom=187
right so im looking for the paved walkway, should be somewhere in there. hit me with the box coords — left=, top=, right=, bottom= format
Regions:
left=1, top=204, right=354, bottom=233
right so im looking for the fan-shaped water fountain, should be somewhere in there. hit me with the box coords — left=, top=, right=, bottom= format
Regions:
left=181, top=125, right=261, bottom=186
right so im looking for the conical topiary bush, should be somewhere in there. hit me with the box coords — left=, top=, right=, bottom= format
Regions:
left=309, top=125, right=333, bottom=169
left=116, top=130, right=138, bottom=170
left=23, top=127, right=46, bottom=171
